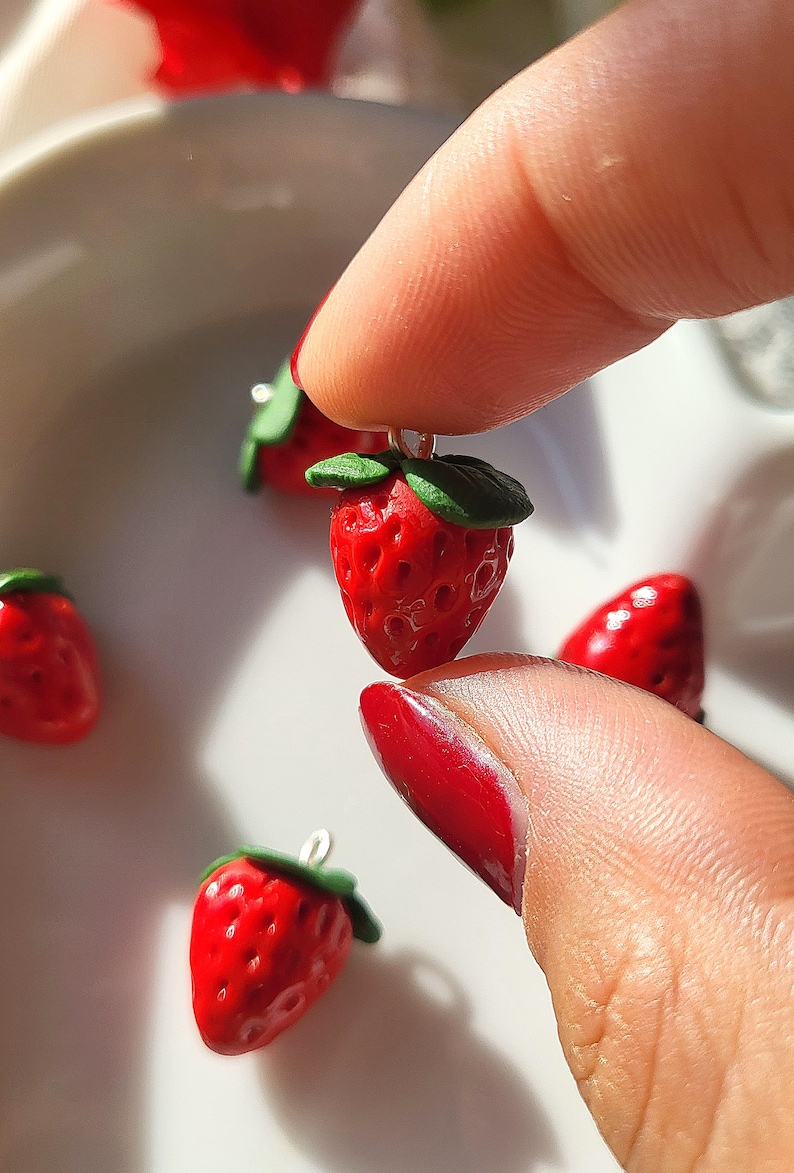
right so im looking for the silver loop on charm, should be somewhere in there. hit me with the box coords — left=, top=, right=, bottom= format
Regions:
left=388, top=428, right=436, bottom=461
left=299, top=828, right=333, bottom=868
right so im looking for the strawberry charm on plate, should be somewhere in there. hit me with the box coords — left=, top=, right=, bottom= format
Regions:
left=0, top=568, right=101, bottom=744
left=558, top=573, right=705, bottom=719
left=123, top=0, right=362, bottom=96
left=190, top=830, right=381, bottom=1055
left=306, top=430, right=533, bottom=677
left=239, top=360, right=387, bottom=497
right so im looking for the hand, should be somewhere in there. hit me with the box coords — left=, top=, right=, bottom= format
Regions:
left=294, top=0, right=794, bottom=436
left=296, top=0, right=794, bottom=1167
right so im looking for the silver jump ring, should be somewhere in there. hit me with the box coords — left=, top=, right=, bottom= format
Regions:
left=388, top=428, right=436, bottom=461
left=299, top=828, right=333, bottom=868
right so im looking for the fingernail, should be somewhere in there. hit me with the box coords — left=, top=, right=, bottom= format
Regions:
left=359, top=682, right=528, bottom=912
left=290, top=287, right=334, bottom=390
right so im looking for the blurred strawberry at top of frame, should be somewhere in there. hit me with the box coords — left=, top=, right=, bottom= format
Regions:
left=120, top=0, right=363, bottom=94
left=240, top=360, right=388, bottom=498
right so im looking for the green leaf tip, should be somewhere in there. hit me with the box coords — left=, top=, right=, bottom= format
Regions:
left=199, top=846, right=382, bottom=945
left=0, top=568, right=70, bottom=599
left=238, top=359, right=305, bottom=491
left=403, top=454, right=533, bottom=529
left=305, top=449, right=398, bottom=490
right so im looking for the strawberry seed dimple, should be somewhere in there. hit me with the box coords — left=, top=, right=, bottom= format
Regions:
left=434, top=585, right=454, bottom=612
left=315, top=905, right=330, bottom=937
left=395, top=561, right=411, bottom=586
left=362, top=544, right=381, bottom=572
left=432, top=531, right=448, bottom=564
left=474, top=563, right=494, bottom=595
left=424, top=632, right=440, bottom=648
left=295, top=900, right=310, bottom=924
left=386, top=616, right=404, bottom=638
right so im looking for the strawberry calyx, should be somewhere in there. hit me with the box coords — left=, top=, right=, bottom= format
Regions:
left=0, top=568, right=71, bottom=599
left=306, top=450, right=533, bottom=529
left=200, top=845, right=382, bottom=944
left=239, top=360, right=305, bottom=492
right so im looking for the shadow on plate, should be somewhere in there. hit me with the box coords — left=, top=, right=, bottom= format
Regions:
left=261, top=948, right=561, bottom=1173
left=0, top=309, right=342, bottom=1170
left=692, top=445, right=794, bottom=720
left=447, top=381, right=618, bottom=545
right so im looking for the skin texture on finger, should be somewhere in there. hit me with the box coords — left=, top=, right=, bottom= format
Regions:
left=402, top=655, right=794, bottom=1171
left=297, top=0, right=794, bottom=434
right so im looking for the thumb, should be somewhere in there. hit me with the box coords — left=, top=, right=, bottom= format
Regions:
left=360, top=656, right=794, bottom=1171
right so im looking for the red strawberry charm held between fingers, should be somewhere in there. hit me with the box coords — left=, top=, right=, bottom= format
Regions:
left=239, top=361, right=387, bottom=497
left=306, top=431, right=534, bottom=677
left=190, top=830, right=381, bottom=1055
left=0, top=568, right=101, bottom=744
left=558, top=573, right=705, bottom=719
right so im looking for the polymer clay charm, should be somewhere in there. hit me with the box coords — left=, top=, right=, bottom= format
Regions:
left=123, top=0, right=362, bottom=95
left=190, top=830, right=381, bottom=1055
left=305, top=429, right=534, bottom=677
left=0, top=568, right=101, bottom=744
left=239, top=360, right=387, bottom=497
left=558, top=573, right=705, bottom=720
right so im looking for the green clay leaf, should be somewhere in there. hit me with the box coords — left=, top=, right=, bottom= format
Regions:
left=0, top=568, right=70, bottom=599
left=199, top=846, right=382, bottom=945
left=305, top=449, right=398, bottom=490
left=238, top=434, right=261, bottom=493
left=248, top=360, right=305, bottom=447
left=238, top=360, right=305, bottom=492
left=403, top=455, right=534, bottom=529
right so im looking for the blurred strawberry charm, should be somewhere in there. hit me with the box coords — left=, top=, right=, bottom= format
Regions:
left=306, top=430, right=533, bottom=677
left=240, top=361, right=387, bottom=497
left=190, top=830, right=381, bottom=1055
left=123, top=0, right=362, bottom=95
left=0, top=568, right=101, bottom=744
left=558, top=573, right=705, bottom=719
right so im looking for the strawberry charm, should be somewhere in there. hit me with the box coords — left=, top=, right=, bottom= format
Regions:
left=306, top=430, right=533, bottom=677
left=239, top=360, right=387, bottom=497
left=190, top=830, right=381, bottom=1055
left=0, top=568, right=101, bottom=744
left=558, top=573, right=705, bottom=719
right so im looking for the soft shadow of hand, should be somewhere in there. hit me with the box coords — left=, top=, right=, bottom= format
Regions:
left=260, top=949, right=560, bottom=1173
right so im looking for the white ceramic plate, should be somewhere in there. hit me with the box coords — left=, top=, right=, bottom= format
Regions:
left=0, top=93, right=792, bottom=1172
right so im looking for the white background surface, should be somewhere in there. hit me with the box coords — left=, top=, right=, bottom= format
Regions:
left=1, top=70, right=793, bottom=1173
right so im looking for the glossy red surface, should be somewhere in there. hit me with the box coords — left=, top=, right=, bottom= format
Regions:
left=0, top=592, right=101, bottom=744
left=559, top=573, right=705, bottom=718
left=124, top=0, right=361, bottom=95
left=331, top=473, right=514, bottom=677
left=191, top=856, right=353, bottom=1055
left=258, top=397, right=386, bottom=496
left=360, top=682, right=524, bottom=910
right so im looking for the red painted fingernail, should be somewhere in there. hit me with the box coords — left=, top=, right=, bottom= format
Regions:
left=290, top=287, right=334, bottom=389
left=359, top=682, right=528, bottom=912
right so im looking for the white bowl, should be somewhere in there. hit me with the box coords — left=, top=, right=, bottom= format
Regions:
left=0, top=92, right=791, bottom=1172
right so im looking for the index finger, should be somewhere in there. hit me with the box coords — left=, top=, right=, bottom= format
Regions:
left=294, top=0, right=794, bottom=434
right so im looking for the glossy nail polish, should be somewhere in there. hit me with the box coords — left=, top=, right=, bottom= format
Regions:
left=290, top=287, right=334, bottom=389
left=359, top=682, right=528, bottom=911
